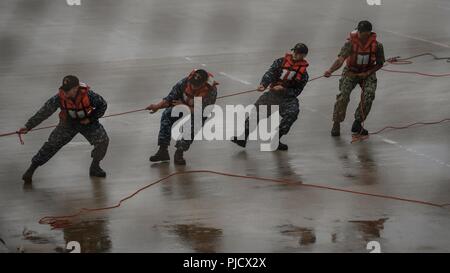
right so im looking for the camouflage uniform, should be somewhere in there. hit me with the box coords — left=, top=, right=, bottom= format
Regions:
left=245, top=57, right=309, bottom=137
left=333, top=41, right=385, bottom=123
left=25, top=90, right=109, bottom=166
left=157, top=77, right=217, bottom=151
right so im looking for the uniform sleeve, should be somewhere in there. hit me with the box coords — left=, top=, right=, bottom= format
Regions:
left=260, top=58, right=284, bottom=87
left=163, top=77, right=187, bottom=102
left=88, top=90, right=108, bottom=121
left=338, top=41, right=352, bottom=59
left=283, top=71, right=309, bottom=98
left=376, top=42, right=385, bottom=65
left=25, top=95, right=60, bottom=130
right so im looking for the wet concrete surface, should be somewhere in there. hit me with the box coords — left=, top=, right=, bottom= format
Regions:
left=0, top=0, right=450, bottom=252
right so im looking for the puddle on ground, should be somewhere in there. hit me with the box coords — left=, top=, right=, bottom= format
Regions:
left=279, top=224, right=317, bottom=246
left=163, top=223, right=223, bottom=252
left=62, top=219, right=112, bottom=253
left=349, top=218, right=389, bottom=240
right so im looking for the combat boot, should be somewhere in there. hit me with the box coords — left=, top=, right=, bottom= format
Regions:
left=277, top=141, right=288, bottom=151
left=174, top=149, right=186, bottom=165
left=231, top=136, right=247, bottom=148
left=22, top=163, right=39, bottom=184
left=149, top=145, right=170, bottom=162
left=90, top=160, right=106, bottom=177
left=351, top=120, right=368, bottom=136
left=331, top=122, right=340, bottom=137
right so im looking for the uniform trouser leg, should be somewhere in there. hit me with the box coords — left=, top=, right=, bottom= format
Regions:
left=279, top=98, right=300, bottom=137
left=31, top=123, right=78, bottom=166
left=332, top=76, right=359, bottom=123
left=157, top=107, right=201, bottom=151
left=354, top=76, right=377, bottom=122
left=175, top=117, right=207, bottom=152
left=242, top=92, right=299, bottom=140
left=79, top=122, right=109, bottom=162
left=157, top=107, right=180, bottom=146
left=243, top=92, right=282, bottom=139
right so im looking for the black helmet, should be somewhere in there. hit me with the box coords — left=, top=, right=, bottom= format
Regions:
left=357, top=20, right=373, bottom=33
left=189, top=69, right=208, bottom=86
left=291, top=43, right=308, bottom=55
left=61, top=75, right=80, bottom=92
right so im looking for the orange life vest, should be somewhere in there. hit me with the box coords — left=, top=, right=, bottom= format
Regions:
left=273, top=53, right=309, bottom=87
left=58, top=83, right=93, bottom=120
left=183, top=70, right=218, bottom=107
left=346, top=30, right=378, bottom=72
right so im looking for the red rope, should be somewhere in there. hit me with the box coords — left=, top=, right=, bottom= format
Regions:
left=215, top=75, right=338, bottom=99
left=0, top=52, right=444, bottom=229
left=0, top=110, right=148, bottom=145
left=347, top=53, right=450, bottom=140
left=102, top=108, right=147, bottom=118
left=381, top=67, right=450, bottom=77
left=368, top=53, right=450, bottom=135
left=388, top=53, right=450, bottom=63
left=217, top=89, right=257, bottom=99
left=1, top=53, right=449, bottom=145
left=370, top=118, right=450, bottom=135
left=383, top=53, right=450, bottom=76
left=38, top=169, right=450, bottom=229
left=0, top=78, right=335, bottom=144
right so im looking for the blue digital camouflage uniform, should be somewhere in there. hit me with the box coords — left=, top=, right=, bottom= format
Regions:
left=157, top=77, right=217, bottom=151
left=333, top=41, right=385, bottom=123
left=25, top=90, right=109, bottom=166
left=245, top=57, right=309, bottom=137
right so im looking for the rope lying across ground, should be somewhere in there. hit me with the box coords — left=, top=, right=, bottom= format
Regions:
left=38, top=169, right=450, bottom=229
left=370, top=118, right=450, bottom=135
left=382, top=53, right=450, bottom=77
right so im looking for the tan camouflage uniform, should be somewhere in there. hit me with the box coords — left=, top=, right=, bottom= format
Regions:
left=332, top=41, right=385, bottom=123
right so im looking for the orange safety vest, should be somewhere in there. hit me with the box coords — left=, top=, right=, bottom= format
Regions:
left=183, top=70, right=218, bottom=107
left=273, top=53, right=309, bottom=87
left=346, top=30, right=378, bottom=72
left=58, top=83, right=93, bottom=121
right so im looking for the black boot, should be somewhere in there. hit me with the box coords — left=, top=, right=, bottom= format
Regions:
left=231, top=136, right=247, bottom=148
left=331, top=122, right=340, bottom=137
left=90, top=160, right=106, bottom=178
left=277, top=141, right=288, bottom=151
left=231, top=122, right=249, bottom=148
left=174, top=149, right=186, bottom=165
left=22, top=163, right=38, bottom=184
left=351, top=120, right=368, bottom=135
left=149, top=145, right=170, bottom=162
